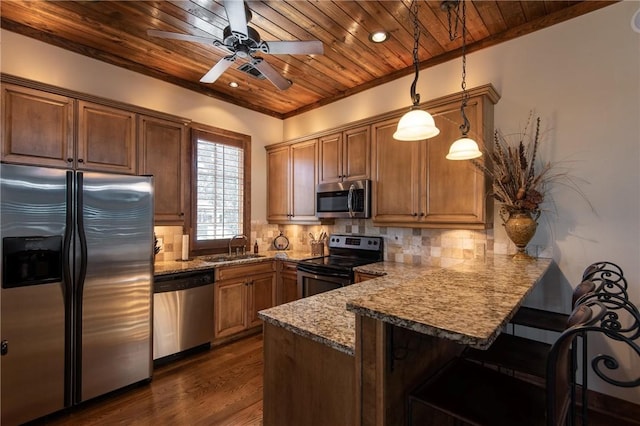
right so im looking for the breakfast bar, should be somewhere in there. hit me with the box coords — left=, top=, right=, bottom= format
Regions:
left=259, top=255, right=552, bottom=426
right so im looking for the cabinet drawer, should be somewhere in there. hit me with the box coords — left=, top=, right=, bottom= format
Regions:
left=280, top=260, right=298, bottom=273
left=215, top=260, right=275, bottom=281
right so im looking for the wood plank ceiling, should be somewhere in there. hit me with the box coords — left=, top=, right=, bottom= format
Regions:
left=1, top=1, right=614, bottom=119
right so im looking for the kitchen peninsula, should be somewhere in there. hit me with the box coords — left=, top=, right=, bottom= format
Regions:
left=259, top=255, right=552, bottom=426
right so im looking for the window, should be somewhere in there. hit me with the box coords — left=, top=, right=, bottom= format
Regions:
left=190, top=124, right=251, bottom=254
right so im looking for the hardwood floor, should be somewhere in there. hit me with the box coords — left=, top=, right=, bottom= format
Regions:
left=29, top=331, right=637, bottom=426
left=35, top=334, right=264, bottom=426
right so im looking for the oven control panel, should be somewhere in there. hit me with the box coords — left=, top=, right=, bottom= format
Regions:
left=328, top=234, right=383, bottom=251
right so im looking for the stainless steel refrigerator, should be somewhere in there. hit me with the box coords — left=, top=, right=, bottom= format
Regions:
left=0, top=163, right=154, bottom=426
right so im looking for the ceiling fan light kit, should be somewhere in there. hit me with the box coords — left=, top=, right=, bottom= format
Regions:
left=148, top=0, right=323, bottom=90
left=394, top=0, right=440, bottom=141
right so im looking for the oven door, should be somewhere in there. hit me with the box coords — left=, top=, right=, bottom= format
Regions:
left=296, top=265, right=352, bottom=298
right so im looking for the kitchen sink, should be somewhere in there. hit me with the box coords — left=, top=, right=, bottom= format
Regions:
left=200, top=254, right=265, bottom=263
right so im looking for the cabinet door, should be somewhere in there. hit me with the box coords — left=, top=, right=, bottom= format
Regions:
left=318, top=132, right=342, bottom=184
left=214, top=279, right=248, bottom=339
left=266, top=145, right=291, bottom=222
left=371, top=118, right=422, bottom=224
left=354, top=272, right=381, bottom=283
left=138, top=115, right=187, bottom=224
left=290, top=139, right=318, bottom=221
left=248, top=272, right=276, bottom=328
left=343, top=126, right=370, bottom=181
left=1, top=84, right=74, bottom=168
left=424, top=99, right=489, bottom=227
left=77, top=101, right=136, bottom=174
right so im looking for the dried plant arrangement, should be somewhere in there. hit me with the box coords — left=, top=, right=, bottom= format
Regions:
left=472, top=112, right=574, bottom=214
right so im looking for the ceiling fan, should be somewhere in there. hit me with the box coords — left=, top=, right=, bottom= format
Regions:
left=148, top=0, right=324, bottom=90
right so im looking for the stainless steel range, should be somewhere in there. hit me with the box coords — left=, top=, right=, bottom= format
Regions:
left=296, top=234, right=384, bottom=297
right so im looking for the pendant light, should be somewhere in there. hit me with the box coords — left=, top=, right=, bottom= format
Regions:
left=393, top=0, right=440, bottom=141
left=445, top=0, right=482, bottom=160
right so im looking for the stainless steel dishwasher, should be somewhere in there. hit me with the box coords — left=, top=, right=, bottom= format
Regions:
left=153, top=270, right=214, bottom=364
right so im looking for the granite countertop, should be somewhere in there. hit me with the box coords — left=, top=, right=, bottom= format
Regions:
left=347, top=256, right=552, bottom=350
left=259, top=255, right=552, bottom=356
left=154, top=249, right=317, bottom=276
left=258, top=261, right=435, bottom=355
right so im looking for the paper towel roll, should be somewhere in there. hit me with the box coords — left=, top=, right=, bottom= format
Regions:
left=181, top=234, right=189, bottom=260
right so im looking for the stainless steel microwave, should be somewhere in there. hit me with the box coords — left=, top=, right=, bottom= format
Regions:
left=316, top=179, right=371, bottom=219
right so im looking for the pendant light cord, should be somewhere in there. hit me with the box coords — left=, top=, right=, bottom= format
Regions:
left=409, top=0, right=421, bottom=107
left=459, top=0, right=470, bottom=136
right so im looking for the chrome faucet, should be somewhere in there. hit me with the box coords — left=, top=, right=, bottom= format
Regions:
left=229, top=234, right=248, bottom=256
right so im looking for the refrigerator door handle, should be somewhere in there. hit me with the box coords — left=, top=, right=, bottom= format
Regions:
left=76, top=172, right=88, bottom=291
left=63, top=171, right=74, bottom=408
left=63, top=172, right=74, bottom=296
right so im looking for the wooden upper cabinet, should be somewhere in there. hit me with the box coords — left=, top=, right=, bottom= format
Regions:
left=290, top=140, right=318, bottom=221
left=138, top=115, right=188, bottom=225
left=424, top=99, right=488, bottom=226
left=318, top=132, right=341, bottom=184
left=77, top=100, right=136, bottom=174
left=266, top=145, right=291, bottom=223
left=371, top=118, right=422, bottom=223
left=1, top=85, right=136, bottom=174
left=318, top=126, right=370, bottom=184
left=1, top=84, right=74, bottom=168
left=266, top=139, right=319, bottom=224
left=372, top=87, right=498, bottom=229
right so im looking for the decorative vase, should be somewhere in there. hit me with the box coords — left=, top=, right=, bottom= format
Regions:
left=499, top=207, right=540, bottom=260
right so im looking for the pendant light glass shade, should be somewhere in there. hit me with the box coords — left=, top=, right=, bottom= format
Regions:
left=394, top=0, right=439, bottom=142
left=393, top=108, right=440, bottom=141
left=446, top=136, right=482, bottom=160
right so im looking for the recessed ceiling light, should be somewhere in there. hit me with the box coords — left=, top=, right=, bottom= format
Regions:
left=369, top=30, right=389, bottom=43
left=229, top=81, right=239, bottom=88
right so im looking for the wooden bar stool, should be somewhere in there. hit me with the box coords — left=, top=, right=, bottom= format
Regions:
left=406, top=301, right=606, bottom=426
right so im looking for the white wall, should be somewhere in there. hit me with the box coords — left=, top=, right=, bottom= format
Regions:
left=284, top=1, right=640, bottom=403
left=0, top=29, right=282, bottom=221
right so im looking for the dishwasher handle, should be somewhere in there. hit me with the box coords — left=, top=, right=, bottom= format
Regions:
left=154, top=271, right=214, bottom=293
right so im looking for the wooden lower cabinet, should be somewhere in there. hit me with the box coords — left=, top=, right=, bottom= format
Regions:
left=278, top=260, right=299, bottom=304
left=263, top=323, right=355, bottom=426
left=214, top=261, right=276, bottom=339
left=354, top=271, right=382, bottom=283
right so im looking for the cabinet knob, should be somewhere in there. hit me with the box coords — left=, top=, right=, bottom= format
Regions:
left=420, top=212, right=425, bottom=217
left=67, top=158, right=73, bottom=163
left=412, top=213, right=418, bottom=217
left=78, top=158, right=84, bottom=163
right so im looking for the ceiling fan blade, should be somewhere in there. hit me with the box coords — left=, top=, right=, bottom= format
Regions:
left=200, top=56, right=236, bottom=83
left=224, top=0, right=249, bottom=38
left=264, top=40, right=324, bottom=55
left=147, top=29, right=232, bottom=55
left=251, top=58, right=292, bottom=91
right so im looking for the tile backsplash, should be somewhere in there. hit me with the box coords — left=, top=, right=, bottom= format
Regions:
left=154, top=219, right=496, bottom=267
